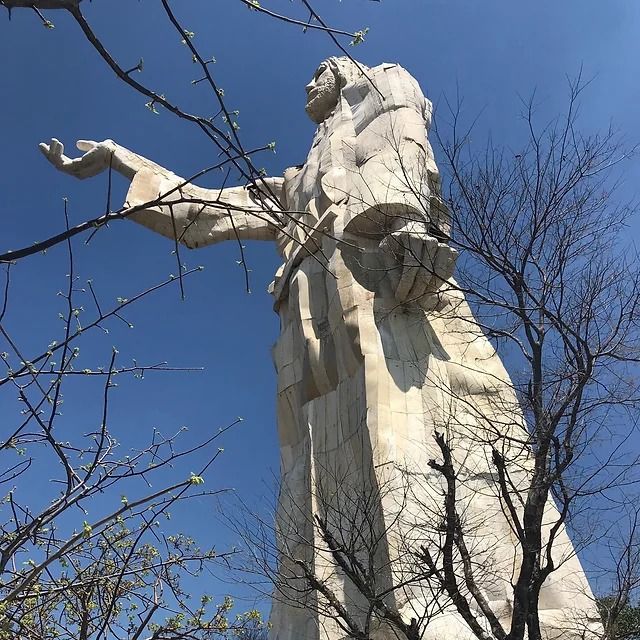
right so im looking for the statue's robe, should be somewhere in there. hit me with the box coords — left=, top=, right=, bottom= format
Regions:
left=126, top=63, right=601, bottom=640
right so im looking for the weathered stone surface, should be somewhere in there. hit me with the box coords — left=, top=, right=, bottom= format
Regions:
left=40, top=58, right=602, bottom=640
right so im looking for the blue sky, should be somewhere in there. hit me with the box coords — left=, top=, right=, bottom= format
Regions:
left=1, top=0, right=640, bottom=610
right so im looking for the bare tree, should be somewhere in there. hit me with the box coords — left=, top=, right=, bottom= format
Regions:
left=0, top=214, right=263, bottom=638
left=433, top=76, right=640, bottom=640
left=230, top=450, right=421, bottom=640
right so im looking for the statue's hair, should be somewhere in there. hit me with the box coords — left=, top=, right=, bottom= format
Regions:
left=324, top=56, right=370, bottom=90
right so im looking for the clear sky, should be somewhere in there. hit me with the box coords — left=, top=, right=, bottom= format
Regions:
left=1, top=0, right=640, bottom=609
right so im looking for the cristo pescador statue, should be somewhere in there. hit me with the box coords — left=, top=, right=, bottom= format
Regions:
left=40, top=58, right=602, bottom=640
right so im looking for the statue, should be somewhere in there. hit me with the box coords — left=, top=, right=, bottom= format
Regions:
left=40, top=58, right=601, bottom=640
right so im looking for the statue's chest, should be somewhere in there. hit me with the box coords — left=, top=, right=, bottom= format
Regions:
left=285, top=138, right=330, bottom=211
left=285, top=124, right=356, bottom=213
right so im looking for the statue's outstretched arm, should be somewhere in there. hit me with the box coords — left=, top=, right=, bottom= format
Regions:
left=40, top=138, right=281, bottom=248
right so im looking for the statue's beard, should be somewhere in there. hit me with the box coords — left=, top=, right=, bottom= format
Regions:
left=305, top=86, right=339, bottom=124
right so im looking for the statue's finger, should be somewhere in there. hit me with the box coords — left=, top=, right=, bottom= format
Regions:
left=416, top=237, right=437, bottom=271
left=442, top=246, right=458, bottom=279
left=395, top=244, right=420, bottom=302
left=407, top=238, right=438, bottom=299
left=49, top=138, right=64, bottom=157
left=431, top=245, right=458, bottom=290
left=408, top=245, right=433, bottom=301
left=44, top=139, right=70, bottom=168
left=76, top=140, right=98, bottom=153
left=409, top=233, right=427, bottom=265
left=409, top=279, right=430, bottom=304
left=396, top=264, right=419, bottom=303
left=38, top=142, right=51, bottom=157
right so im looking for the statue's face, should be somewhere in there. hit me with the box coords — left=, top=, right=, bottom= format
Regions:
left=305, top=62, right=339, bottom=124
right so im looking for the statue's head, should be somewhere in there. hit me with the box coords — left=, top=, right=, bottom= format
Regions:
left=305, top=57, right=369, bottom=124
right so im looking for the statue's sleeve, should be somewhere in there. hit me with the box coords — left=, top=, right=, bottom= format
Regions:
left=125, top=167, right=282, bottom=249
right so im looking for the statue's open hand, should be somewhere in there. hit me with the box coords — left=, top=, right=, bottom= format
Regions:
left=380, top=229, right=458, bottom=307
left=39, top=138, right=116, bottom=179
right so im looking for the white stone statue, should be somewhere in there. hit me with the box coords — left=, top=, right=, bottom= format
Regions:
left=40, top=58, right=601, bottom=640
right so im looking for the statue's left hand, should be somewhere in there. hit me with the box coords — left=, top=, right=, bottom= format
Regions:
left=380, top=229, right=458, bottom=307
left=39, top=138, right=116, bottom=180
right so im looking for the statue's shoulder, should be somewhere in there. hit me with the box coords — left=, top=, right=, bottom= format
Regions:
left=359, top=62, right=428, bottom=120
left=283, top=164, right=304, bottom=181
left=371, top=61, right=418, bottom=81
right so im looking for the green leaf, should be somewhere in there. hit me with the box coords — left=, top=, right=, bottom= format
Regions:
left=350, top=27, right=369, bottom=46
left=189, top=472, right=205, bottom=485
